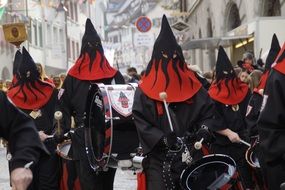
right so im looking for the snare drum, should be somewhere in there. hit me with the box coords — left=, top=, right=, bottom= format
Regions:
left=180, top=154, right=242, bottom=190
left=85, top=83, right=140, bottom=170
left=56, top=140, right=72, bottom=160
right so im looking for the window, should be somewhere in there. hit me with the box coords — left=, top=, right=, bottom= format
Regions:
left=33, top=21, right=38, bottom=46
left=53, top=26, right=58, bottom=43
left=68, top=2, right=78, bottom=22
left=46, top=24, right=51, bottom=45
left=76, top=42, right=79, bottom=57
left=39, top=23, right=43, bottom=47
left=72, top=41, right=75, bottom=60
left=67, top=38, right=71, bottom=59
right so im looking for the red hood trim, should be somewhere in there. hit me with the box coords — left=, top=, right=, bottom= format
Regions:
left=273, top=43, right=285, bottom=74
left=208, top=79, right=249, bottom=105
left=139, top=60, right=202, bottom=102
left=68, top=52, right=117, bottom=80
left=7, top=80, right=54, bottom=110
left=253, top=71, right=269, bottom=95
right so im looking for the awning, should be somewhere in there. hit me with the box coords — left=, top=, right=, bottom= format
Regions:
left=182, top=34, right=253, bottom=50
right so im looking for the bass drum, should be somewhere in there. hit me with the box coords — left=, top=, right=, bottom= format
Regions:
left=85, top=83, right=140, bottom=170
left=180, top=154, right=242, bottom=190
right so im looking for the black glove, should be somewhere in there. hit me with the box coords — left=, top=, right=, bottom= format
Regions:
left=161, top=132, right=181, bottom=150
left=196, top=125, right=213, bottom=143
left=53, top=132, right=65, bottom=144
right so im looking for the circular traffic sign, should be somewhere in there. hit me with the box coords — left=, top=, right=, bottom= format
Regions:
left=136, top=16, right=152, bottom=33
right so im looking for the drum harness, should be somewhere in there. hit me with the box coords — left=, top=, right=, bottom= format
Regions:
left=159, top=92, right=207, bottom=190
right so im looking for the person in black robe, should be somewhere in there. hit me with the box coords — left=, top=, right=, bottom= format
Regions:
left=245, top=33, right=280, bottom=190
left=0, top=90, right=48, bottom=190
left=132, top=15, right=218, bottom=190
left=257, top=43, right=285, bottom=190
left=57, top=18, right=125, bottom=190
left=7, top=47, right=59, bottom=190
left=246, top=34, right=280, bottom=137
left=208, top=46, right=254, bottom=189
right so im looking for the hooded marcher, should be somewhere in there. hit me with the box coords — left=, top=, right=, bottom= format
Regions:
left=257, top=42, right=285, bottom=190
left=132, top=15, right=218, bottom=190
left=0, top=90, right=49, bottom=190
left=7, top=47, right=60, bottom=190
left=244, top=33, right=280, bottom=190
left=57, top=18, right=125, bottom=190
left=246, top=34, right=280, bottom=137
left=208, top=46, right=254, bottom=189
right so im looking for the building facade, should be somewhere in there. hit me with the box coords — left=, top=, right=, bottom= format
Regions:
left=0, top=0, right=95, bottom=80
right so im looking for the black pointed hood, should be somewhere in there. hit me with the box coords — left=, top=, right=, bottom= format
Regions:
left=152, top=15, right=184, bottom=61
left=7, top=46, right=54, bottom=110
left=139, top=15, right=201, bottom=102
left=215, top=46, right=236, bottom=82
left=265, top=33, right=280, bottom=71
left=13, top=50, right=22, bottom=76
left=19, top=47, right=40, bottom=81
left=81, top=18, right=103, bottom=53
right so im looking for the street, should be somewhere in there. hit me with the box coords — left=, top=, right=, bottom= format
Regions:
left=0, top=148, right=136, bottom=190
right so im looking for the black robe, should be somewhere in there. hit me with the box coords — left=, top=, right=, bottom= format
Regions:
left=210, top=92, right=251, bottom=145
left=132, top=87, right=218, bottom=189
left=58, top=71, right=125, bottom=160
left=245, top=92, right=263, bottom=137
left=0, top=91, right=47, bottom=171
left=18, top=90, right=59, bottom=190
left=210, top=92, right=254, bottom=188
left=133, top=87, right=216, bottom=154
left=258, top=70, right=285, bottom=190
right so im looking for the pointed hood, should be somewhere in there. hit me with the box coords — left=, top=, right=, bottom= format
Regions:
left=265, top=34, right=280, bottom=71
left=215, top=46, right=235, bottom=81
left=81, top=18, right=103, bottom=53
left=253, top=34, right=281, bottom=95
left=7, top=47, right=54, bottom=110
left=208, top=46, right=249, bottom=105
left=273, top=42, right=285, bottom=75
left=139, top=15, right=202, bottom=102
left=11, top=50, right=22, bottom=86
left=68, top=18, right=117, bottom=81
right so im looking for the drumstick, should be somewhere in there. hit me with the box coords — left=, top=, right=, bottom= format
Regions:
left=54, top=111, right=63, bottom=135
left=194, top=138, right=204, bottom=150
left=159, top=92, right=174, bottom=132
left=240, top=139, right=250, bottom=147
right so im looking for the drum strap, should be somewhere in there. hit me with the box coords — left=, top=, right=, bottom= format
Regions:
left=162, top=151, right=178, bottom=190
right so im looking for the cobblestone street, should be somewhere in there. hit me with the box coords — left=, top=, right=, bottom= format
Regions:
left=0, top=148, right=136, bottom=190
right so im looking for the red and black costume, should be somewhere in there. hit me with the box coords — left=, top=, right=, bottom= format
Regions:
left=57, top=18, right=124, bottom=190
left=7, top=47, right=59, bottom=190
left=133, top=15, right=218, bottom=190
left=246, top=34, right=280, bottom=137
left=208, top=46, right=254, bottom=189
left=258, top=43, right=285, bottom=190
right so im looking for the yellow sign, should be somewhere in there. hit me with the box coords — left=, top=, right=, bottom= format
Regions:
left=2, top=22, right=27, bottom=46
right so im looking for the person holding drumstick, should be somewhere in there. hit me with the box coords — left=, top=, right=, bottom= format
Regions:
left=132, top=15, right=218, bottom=190
left=0, top=88, right=48, bottom=190
left=258, top=43, right=285, bottom=190
left=208, top=46, right=254, bottom=189
left=57, top=18, right=125, bottom=190
left=7, top=47, right=59, bottom=190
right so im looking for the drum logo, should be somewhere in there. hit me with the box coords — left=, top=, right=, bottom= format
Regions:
left=118, top=92, right=129, bottom=108
left=109, top=89, right=134, bottom=117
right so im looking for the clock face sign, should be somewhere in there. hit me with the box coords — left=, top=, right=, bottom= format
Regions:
left=136, top=16, right=152, bottom=33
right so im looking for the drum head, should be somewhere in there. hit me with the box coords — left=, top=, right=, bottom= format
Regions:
left=180, top=154, right=236, bottom=190
left=57, top=140, right=72, bottom=160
